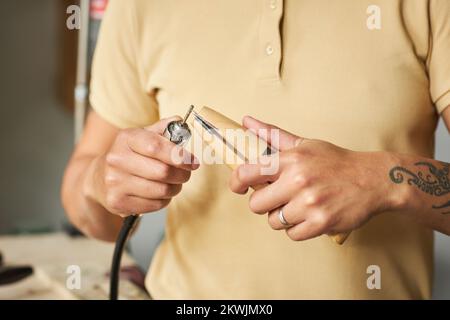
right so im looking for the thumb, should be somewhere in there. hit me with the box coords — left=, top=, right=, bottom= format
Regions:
left=242, top=116, right=304, bottom=151
left=144, top=116, right=182, bottom=135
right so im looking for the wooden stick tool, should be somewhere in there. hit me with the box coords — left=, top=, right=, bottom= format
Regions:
left=190, top=106, right=350, bottom=245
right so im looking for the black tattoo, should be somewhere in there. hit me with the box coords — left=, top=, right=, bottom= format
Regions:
left=389, top=161, right=450, bottom=215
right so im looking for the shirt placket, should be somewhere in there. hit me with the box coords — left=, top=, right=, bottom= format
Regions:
left=259, top=0, right=284, bottom=81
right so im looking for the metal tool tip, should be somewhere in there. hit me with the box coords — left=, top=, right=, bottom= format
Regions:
left=182, top=105, right=195, bottom=124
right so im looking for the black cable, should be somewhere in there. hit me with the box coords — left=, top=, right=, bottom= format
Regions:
left=109, top=214, right=139, bottom=300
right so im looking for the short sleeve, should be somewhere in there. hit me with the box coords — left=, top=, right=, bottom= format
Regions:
left=89, top=0, right=159, bottom=128
left=428, top=0, right=450, bottom=114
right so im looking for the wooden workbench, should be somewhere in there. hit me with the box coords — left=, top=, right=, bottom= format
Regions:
left=0, top=233, right=149, bottom=300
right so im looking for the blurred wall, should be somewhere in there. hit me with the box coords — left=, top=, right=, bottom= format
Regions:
left=0, top=0, right=72, bottom=233
left=433, top=121, right=450, bottom=299
left=0, top=0, right=448, bottom=299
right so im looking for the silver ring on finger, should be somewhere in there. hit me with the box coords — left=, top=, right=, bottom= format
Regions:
left=278, top=207, right=290, bottom=226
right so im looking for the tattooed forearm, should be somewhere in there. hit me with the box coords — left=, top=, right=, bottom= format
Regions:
left=389, top=161, right=450, bottom=215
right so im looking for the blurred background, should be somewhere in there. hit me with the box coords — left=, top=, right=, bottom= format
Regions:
left=0, top=0, right=448, bottom=299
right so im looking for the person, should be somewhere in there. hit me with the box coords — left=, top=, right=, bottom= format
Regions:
left=61, top=0, right=450, bottom=299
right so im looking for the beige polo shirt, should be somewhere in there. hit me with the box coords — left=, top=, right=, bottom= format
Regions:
left=90, top=0, right=450, bottom=299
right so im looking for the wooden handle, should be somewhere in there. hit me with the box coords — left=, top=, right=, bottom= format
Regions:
left=329, top=232, right=350, bottom=245
left=191, top=106, right=350, bottom=245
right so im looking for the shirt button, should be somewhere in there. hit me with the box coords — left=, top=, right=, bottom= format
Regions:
left=269, top=0, right=277, bottom=10
left=265, top=44, right=274, bottom=56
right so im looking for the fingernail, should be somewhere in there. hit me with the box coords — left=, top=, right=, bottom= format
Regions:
left=192, top=159, right=200, bottom=170
left=189, top=154, right=200, bottom=170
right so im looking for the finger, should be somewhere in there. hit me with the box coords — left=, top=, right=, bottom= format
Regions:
left=110, top=196, right=171, bottom=216
left=248, top=175, right=297, bottom=214
left=121, top=175, right=182, bottom=200
left=229, top=145, right=303, bottom=194
left=144, top=116, right=182, bottom=134
left=267, top=197, right=307, bottom=230
left=128, top=130, right=198, bottom=170
left=229, top=162, right=279, bottom=194
left=106, top=153, right=191, bottom=184
left=285, top=219, right=325, bottom=241
left=242, top=116, right=304, bottom=151
left=267, top=208, right=291, bottom=230
left=229, top=168, right=249, bottom=194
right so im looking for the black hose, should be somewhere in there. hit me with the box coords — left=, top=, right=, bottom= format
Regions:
left=109, top=214, right=139, bottom=300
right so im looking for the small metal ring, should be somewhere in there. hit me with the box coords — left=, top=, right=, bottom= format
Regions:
left=278, top=207, right=290, bottom=226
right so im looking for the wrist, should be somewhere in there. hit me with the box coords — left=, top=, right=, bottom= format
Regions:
left=82, top=155, right=107, bottom=206
left=381, top=152, right=412, bottom=212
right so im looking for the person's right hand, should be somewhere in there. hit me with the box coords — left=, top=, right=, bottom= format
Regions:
left=87, top=117, right=199, bottom=217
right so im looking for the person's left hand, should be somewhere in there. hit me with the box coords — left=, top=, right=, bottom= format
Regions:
left=229, top=116, right=396, bottom=241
